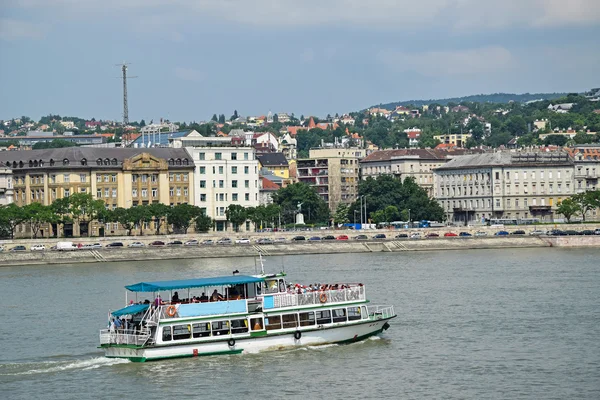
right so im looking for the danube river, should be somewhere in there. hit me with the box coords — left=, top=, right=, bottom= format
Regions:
left=1, top=248, right=599, bottom=399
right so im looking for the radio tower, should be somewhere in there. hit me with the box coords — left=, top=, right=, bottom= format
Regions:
left=116, top=63, right=137, bottom=126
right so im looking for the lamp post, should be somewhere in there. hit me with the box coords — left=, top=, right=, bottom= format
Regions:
left=354, top=210, right=359, bottom=228
left=359, top=196, right=364, bottom=227
left=408, top=208, right=411, bottom=228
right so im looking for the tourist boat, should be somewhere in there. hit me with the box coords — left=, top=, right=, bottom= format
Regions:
left=99, top=266, right=396, bottom=362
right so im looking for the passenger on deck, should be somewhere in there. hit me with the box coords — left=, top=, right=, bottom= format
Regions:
left=154, top=294, right=164, bottom=307
left=113, top=317, right=122, bottom=331
left=211, top=289, right=224, bottom=302
left=172, top=292, right=180, bottom=303
left=200, top=292, right=209, bottom=302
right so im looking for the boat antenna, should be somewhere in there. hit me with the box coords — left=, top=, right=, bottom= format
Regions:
left=259, top=252, right=265, bottom=275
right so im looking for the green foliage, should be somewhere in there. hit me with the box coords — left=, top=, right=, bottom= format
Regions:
left=167, top=203, right=202, bottom=233
left=195, top=213, right=214, bottom=233
left=23, top=202, right=56, bottom=238
left=218, top=114, right=226, bottom=124
left=556, top=198, right=581, bottom=223
left=112, top=207, right=136, bottom=236
left=271, top=182, right=330, bottom=224
left=147, top=203, right=170, bottom=235
left=225, top=204, right=248, bottom=232
left=32, top=139, right=79, bottom=150
left=333, top=203, right=350, bottom=225
left=0, top=203, right=28, bottom=239
left=572, top=191, right=600, bottom=221
left=544, top=135, right=568, bottom=146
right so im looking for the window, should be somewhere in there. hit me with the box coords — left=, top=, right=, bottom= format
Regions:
left=244, top=153, right=249, bottom=160
left=219, top=180, right=224, bottom=188
left=80, top=174, right=86, bottom=183
left=152, top=188, right=158, bottom=198
left=495, top=199, right=500, bottom=207
left=266, top=315, right=282, bottom=331
left=558, top=171, right=561, bottom=179
left=211, top=321, right=230, bottom=336
left=316, top=310, right=332, bottom=325
left=524, top=198, right=528, bottom=206
left=200, top=180, right=206, bottom=188
left=215, top=152, right=222, bottom=160
left=540, top=171, right=544, bottom=179
left=152, top=174, right=158, bottom=183
left=282, top=314, right=298, bottom=329
left=104, top=175, right=109, bottom=183
left=200, top=194, right=206, bottom=202
left=347, top=307, right=361, bottom=321
left=141, top=189, right=148, bottom=198
left=64, top=189, right=70, bottom=197
left=200, top=166, right=205, bottom=174
left=506, top=199, right=511, bottom=208
left=176, top=174, right=181, bottom=182
left=172, top=324, right=191, bottom=340
left=230, top=319, right=249, bottom=334
left=231, top=153, right=237, bottom=160
left=51, top=175, right=56, bottom=183
left=219, top=193, right=224, bottom=201
left=515, top=199, right=519, bottom=207
left=232, top=180, right=238, bottom=188
left=199, top=152, right=205, bottom=161
left=549, top=171, right=553, bottom=179
left=162, top=327, right=172, bottom=342
left=192, top=323, right=211, bottom=338
left=245, top=193, right=250, bottom=201
left=219, top=166, right=224, bottom=174
left=184, top=187, right=188, bottom=197
left=231, top=166, right=238, bottom=174
left=97, top=189, right=102, bottom=198
left=232, top=193, right=238, bottom=201
left=132, top=175, right=138, bottom=183
left=112, top=174, right=117, bottom=183
left=299, top=312, right=315, bottom=326
left=169, top=173, right=174, bottom=182
left=64, top=174, right=70, bottom=183
left=244, top=166, right=249, bottom=174
left=112, top=189, right=117, bottom=198
left=132, top=189, right=137, bottom=197
left=245, top=180, right=249, bottom=188
left=176, top=187, right=181, bottom=196
left=141, top=174, right=147, bottom=183
left=332, top=309, right=347, bottom=323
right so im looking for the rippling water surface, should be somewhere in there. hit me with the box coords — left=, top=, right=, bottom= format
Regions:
left=1, top=248, right=599, bottom=399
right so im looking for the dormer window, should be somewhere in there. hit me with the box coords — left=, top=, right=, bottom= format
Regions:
left=33, top=160, right=38, bottom=167
left=168, top=158, right=174, bottom=166
left=49, top=159, right=55, bottom=166
left=96, top=158, right=102, bottom=165
left=81, top=158, right=87, bottom=166
left=183, top=158, right=189, bottom=165
left=63, top=158, right=69, bottom=165
left=111, top=158, right=117, bottom=165
left=39, top=160, right=43, bottom=167
left=104, top=158, right=110, bottom=165
left=176, top=158, right=182, bottom=165
left=19, top=161, right=23, bottom=168
left=29, top=160, right=33, bottom=167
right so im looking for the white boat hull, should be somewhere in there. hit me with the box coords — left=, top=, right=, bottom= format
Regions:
left=104, top=318, right=392, bottom=362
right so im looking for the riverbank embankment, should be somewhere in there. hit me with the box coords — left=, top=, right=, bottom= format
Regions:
left=2, top=235, right=598, bottom=267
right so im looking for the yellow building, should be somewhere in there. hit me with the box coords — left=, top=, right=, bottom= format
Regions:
left=433, top=133, right=472, bottom=147
left=257, top=153, right=290, bottom=184
left=5, top=148, right=194, bottom=237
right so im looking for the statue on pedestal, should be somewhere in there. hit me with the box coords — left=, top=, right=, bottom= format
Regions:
left=295, top=202, right=305, bottom=225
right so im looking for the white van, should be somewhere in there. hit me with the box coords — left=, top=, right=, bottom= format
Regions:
left=56, top=241, right=77, bottom=251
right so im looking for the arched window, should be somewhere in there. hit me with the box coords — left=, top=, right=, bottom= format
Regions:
left=183, top=158, right=189, bottom=165
left=176, top=158, right=182, bottom=165
left=33, top=160, right=38, bottom=167
left=96, top=158, right=102, bottom=165
left=49, top=159, right=55, bottom=166
left=29, top=160, right=33, bottom=167
left=5, top=161, right=9, bottom=167
left=63, top=158, right=69, bottom=165
left=168, top=158, right=174, bottom=166
left=13, top=161, right=17, bottom=168
left=19, top=161, right=23, bottom=168
left=104, top=158, right=110, bottom=165
left=39, top=160, right=43, bottom=167
left=81, top=158, right=87, bottom=166
left=111, top=158, right=117, bottom=165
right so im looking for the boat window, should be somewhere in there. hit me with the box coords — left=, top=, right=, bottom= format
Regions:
left=299, top=312, right=315, bottom=326
left=316, top=310, right=331, bottom=325
left=264, top=280, right=281, bottom=294
left=173, top=324, right=191, bottom=340
left=361, top=306, right=368, bottom=319
left=347, top=307, right=361, bottom=321
left=230, top=319, right=249, bottom=334
left=250, top=318, right=264, bottom=330
left=211, top=321, right=230, bottom=336
left=162, top=326, right=172, bottom=342
left=265, top=315, right=282, bottom=331
left=282, top=314, right=298, bottom=329
left=332, top=309, right=347, bottom=323
left=192, top=323, right=211, bottom=338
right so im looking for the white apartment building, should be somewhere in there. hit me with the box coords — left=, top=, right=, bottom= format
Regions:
left=184, top=145, right=260, bottom=232
left=434, top=152, right=576, bottom=225
left=0, top=167, right=14, bottom=205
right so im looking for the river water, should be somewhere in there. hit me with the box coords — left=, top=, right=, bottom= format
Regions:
left=1, top=248, right=599, bottom=399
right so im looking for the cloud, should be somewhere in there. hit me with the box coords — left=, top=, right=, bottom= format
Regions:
left=377, top=46, right=516, bottom=77
left=0, top=18, right=46, bottom=41
left=173, top=67, right=204, bottom=82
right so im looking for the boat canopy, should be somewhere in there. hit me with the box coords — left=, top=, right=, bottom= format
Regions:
left=112, top=303, right=149, bottom=317
left=125, top=275, right=265, bottom=293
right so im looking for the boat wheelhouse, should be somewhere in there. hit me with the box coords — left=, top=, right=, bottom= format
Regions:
left=100, top=272, right=395, bottom=362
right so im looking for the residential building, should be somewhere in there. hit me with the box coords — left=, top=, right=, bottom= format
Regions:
left=567, top=145, right=600, bottom=198
left=3, top=148, right=194, bottom=237
left=139, top=121, right=179, bottom=135
left=278, top=133, right=297, bottom=162
left=433, top=133, right=472, bottom=147
left=276, top=113, right=290, bottom=123
left=182, top=135, right=260, bottom=232
left=131, top=130, right=190, bottom=148
left=259, top=177, right=280, bottom=205
left=360, top=149, right=480, bottom=196
left=404, top=128, right=421, bottom=147
left=0, top=132, right=107, bottom=147
left=539, top=129, right=596, bottom=141
left=257, top=153, right=290, bottom=185
left=433, top=152, right=575, bottom=225
left=297, top=147, right=365, bottom=211
left=0, top=167, right=14, bottom=205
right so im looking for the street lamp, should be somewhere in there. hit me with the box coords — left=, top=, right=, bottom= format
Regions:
left=354, top=210, right=359, bottom=228
left=408, top=208, right=411, bottom=228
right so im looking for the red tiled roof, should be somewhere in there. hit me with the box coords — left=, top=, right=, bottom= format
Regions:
left=406, top=131, right=420, bottom=139
left=287, top=126, right=306, bottom=136
left=261, top=177, right=280, bottom=191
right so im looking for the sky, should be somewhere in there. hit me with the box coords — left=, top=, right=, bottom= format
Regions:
left=1, top=0, right=599, bottom=123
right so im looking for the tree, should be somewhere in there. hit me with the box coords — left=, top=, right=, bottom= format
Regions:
left=50, top=197, right=72, bottom=238
left=218, top=114, right=226, bottom=124
left=544, top=135, right=568, bottom=146
left=128, top=205, right=152, bottom=235
left=68, top=193, right=105, bottom=236
left=0, top=203, right=27, bottom=239
left=211, top=114, right=218, bottom=122
left=271, top=182, right=330, bottom=224
left=333, top=203, right=349, bottom=226
left=272, top=114, right=279, bottom=123
left=556, top=198, right=581, bottom=223
left=148, top=203, right=170, bottom=235
left=230, top=110, right=239, bottom=121
left=113, top=208, right=136, bottom=236
left=226, top=204, right=248, bottom=232
left=168, top=204, right=201, bottom=233
left=572, top=191, right=600, bottom=221
left=247, top=205, right=266, bottom=231
left=139, top=119, right=146, bottom=127
left=384, top=205, right=399, bottom=224
left=32, top=139, right=79, bottom=150
left=195, top=213, right=214, bottom=233
left=23, top=202, right=55, bottom=238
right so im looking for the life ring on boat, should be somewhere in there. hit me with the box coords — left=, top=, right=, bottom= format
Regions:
left=166, top=305, right=177, bottom=317
left=294, top=331, right=302, bottom=340
left=319, top=293, right=327, bottom=303
left=227, top=338, right=236, bottom=347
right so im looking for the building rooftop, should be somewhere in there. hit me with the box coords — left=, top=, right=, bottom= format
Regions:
left=437, top=151, right=573, bottom=170
left=257, top=152, right=289, bottom=167
left=130, top=131, right=190, bottom=147
left=260, top=177, right=280, bottom=191
left=360, top=148, right=480, bottom=163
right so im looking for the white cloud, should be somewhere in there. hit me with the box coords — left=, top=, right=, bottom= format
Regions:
left=173, top=67, right=204, bottom=82
left=377, top=46, right=516, bottom=77
left=0, top=18, right=46, bottom=41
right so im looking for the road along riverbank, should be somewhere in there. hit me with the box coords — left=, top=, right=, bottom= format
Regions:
left=4, top=235, right=598, bottom=267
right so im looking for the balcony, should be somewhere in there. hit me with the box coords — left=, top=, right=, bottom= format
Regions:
left=529, top=205, right=552, bottom=212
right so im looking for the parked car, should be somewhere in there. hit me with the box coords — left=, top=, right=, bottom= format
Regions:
left=291, top=236, right=306, bottom=241
left=409, top=232, right=421, bottom=239
left=459, top=232, right=472, bottom=237
left=274, top=237, right=287, bottom=243
left=256, top=238, right=274, bottom=245
left=354, top=234, right=369, bottom=240
left=82, top=243, right=102, bottom=249
left=474, top=231, right=488, bottom=237
left=595, top=228, right=600, bottom=235
left=56, top=241, right=77, bottom=251
left=30, top=244, right=46, bottom=251
left=235, top=238, right=251, bottom=244
left=105, top=242, right=124, bottom=247
left=184, top=240, right=199, bottom=246
left=10, top=245, right=27, bottom=252
left=168, top=240, right=183, bottom=246
left=426, top=232, right=439, bottom=238
left=549, top=229, right=567, bottom=236
left=564, top=230, right=580, bottom=236
left=511, top=230, right=526, bottom=235
left=201, top=239, right=215, bottom=245
left=216, top=238, right=233, bottom=245
left=0, top=246, right=4, bottom=252
left=336, top=235, right=349, bottom=240
left=495, top=231, right=509, bottom=236
left=128, top=242, right=145, bottom=248
left=373, top=233, right=386, bottom=239
left=322, top=235, right=336, bottom=240
left=308, top=236, right=321, bottom=241
left=529, top=230, right=545, bottom=236
left=444, top=232, right=458, bottom=237
left=395, top=233, right=408, bottom=238
left=149, top=241, right=166, bottom=246
left=580, top=230, right=595, bottom=236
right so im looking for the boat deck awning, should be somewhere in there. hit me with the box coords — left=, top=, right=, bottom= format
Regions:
left=125, top=275, right=265, bottom=293
left=112, top=303, right=149, bottom=317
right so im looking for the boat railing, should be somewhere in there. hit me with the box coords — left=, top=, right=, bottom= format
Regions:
left=99, top=328, right=151, bottom=346
left=366, top=305, right=395, bottom=320
left=268, top=286, right=365, bottom=309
